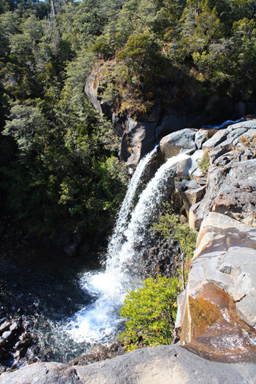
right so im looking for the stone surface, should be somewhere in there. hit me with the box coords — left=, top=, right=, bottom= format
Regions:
left=175, top=180, right=206, bottom=217
left=177, top=212, right=256, bottom=362
left=189, top=159, right=256, bottom=229
left=120, top=121, right=157, bottom=169
left=84, top=69, right=102, bottom=115
left=195, top=129, right=214, bottom=149
left=1, top=345, right=256, bottom=384
left=160, top=129, right=196, bottom=160
left=227, top=120, right=256, bottom=130
left=202, top=129, right=228, bottom=149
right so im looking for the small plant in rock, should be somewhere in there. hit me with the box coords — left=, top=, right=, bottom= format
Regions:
left=199, top=149, right=210, bottom=173
left=119, top=275, right=180, bottom=352
left=151, top=213, right=197, bottom=287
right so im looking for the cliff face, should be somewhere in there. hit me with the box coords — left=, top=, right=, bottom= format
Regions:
left=85, top=64, right=256, bottom=170
left=167, top=121, right=256, bottom=363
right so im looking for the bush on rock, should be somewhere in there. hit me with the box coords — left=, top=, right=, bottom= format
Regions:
left=119, top=275, right=180, bottom=352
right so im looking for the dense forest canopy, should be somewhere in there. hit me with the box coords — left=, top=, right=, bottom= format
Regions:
left=0, top=0, right=256, bottom=239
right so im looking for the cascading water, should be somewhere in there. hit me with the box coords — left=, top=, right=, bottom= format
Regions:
left=66, top=151, right=189, bottom=345
left=107, top=146, right=158, bottom=258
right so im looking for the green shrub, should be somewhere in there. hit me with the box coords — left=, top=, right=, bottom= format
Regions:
left=119, top=275, right=180, bottom=352
left=151, top=212, right=198, bottom=287
left=151, top=213, right=197, bottom=260
left=198, top=149, right=210, bottom=173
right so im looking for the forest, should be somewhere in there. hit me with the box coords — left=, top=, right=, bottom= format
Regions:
left=1, top=0, right=256, bottom=240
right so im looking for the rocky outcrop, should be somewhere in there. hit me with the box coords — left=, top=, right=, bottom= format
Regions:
left=173, top=120, right=256, bottom=364
left=0, top=319, right=32, bottom=365
left=189, top=158, right=256, bottom=229
left=189, top=123, right=256, bottom=229
left=1, top=344, right=256, bottom=384
left=120, top=120, right=157, bottom=169
left=176, top=212, right=256, bottom=362
left=85, top=62, right=256, bottom=169
left=84, top=69, right=102, bottom=115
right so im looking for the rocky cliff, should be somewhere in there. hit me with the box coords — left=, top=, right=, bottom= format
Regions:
left=85, top=63, right=256, bottom=170
left=1, top=121, right=256, bottom=383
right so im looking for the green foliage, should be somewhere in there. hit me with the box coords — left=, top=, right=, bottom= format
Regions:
left=1, top=0, right=256, bottom=237
left=151, top=213, right=197, bottom=260
left=119, top=275, right=180, bottom=351
left=198, top=149, right=210, bottom=173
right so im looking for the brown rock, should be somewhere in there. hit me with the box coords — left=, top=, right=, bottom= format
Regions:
left=177, top=213, right=256, bottom=363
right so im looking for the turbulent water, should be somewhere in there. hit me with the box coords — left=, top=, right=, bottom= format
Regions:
left=65, top=152, right=189, bottom=345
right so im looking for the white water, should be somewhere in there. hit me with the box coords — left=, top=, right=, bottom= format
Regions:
left=107, top=146, right=158, bottom=258
left=66, top=152, right=189, bottom=344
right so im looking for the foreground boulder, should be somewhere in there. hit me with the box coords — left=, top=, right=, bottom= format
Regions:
left=1, top=345, right=256, bottom=384
left=177, top=212, right=256, bottom=362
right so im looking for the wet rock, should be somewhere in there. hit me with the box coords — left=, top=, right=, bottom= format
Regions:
left=14, top=347, right=27, bottom=360
left=9, top=321, right=21, bottom=333
left=15, top=333, right=32, bottom=350
left=177, top=212, right=256, bottom=362
left=69, top=342, right=125, bottom=367
left=136, top=227, right=181, bottom=279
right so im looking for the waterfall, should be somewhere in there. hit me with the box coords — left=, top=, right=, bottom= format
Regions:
left=107, top=146, right=158, bottom=258
left=66, top=152, right=189, bottom=344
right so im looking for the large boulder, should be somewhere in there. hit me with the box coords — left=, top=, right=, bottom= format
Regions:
left=160, top=129, right=197, bottom=160
left=1, top=345, right=256, bottom=384
left=177, top=212, right=256, bottom=362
